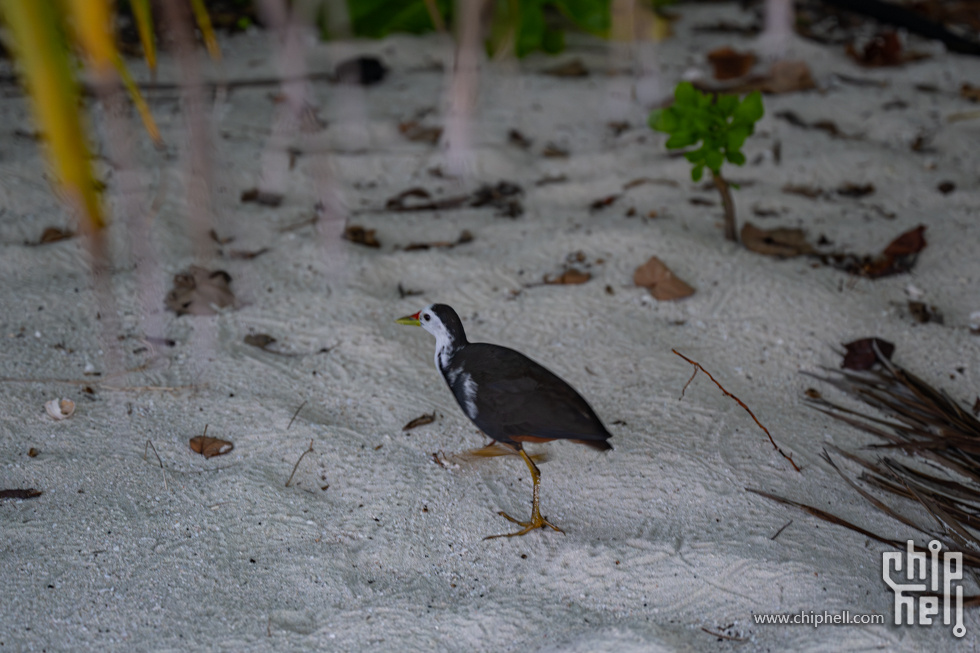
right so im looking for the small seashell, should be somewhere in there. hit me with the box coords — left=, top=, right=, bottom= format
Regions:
left=45, top=398, right=75, bottom=420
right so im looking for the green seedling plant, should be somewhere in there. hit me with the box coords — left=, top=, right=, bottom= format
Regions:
left=649, top=81, right=764, bottom=242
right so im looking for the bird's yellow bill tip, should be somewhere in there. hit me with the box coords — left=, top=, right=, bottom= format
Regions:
left=395, top=312, right=421, bottom=326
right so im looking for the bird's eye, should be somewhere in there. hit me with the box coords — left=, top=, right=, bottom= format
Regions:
left=423, top=314, right=431, bottom=322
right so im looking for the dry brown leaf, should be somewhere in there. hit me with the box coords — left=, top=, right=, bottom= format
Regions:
left=781, top=183, right=823, bottom=199
left=244, top=333, right=277, bottom=350
left=962, top=83, right=980, bottom=103
left=165, top=267, right=237, bottom=316
left=403, top=412, right=437, bottom=431
left=542, top=59, right=589, bottom=77
left=0, top=489, right=42, bottom=500
left=836, top=183, right=875, bottom=198
left=399, top=121, right=443, bottom=144
left=841, top=338, right=895, bottom=371
left=846, top=31, right=929, bottom=67
left=545, top=268, right=591, bottom=285
left=741, top=223, right=814, bottom=257
left=508, top=129, right=532, bottom=149
left=37, top=227, right=74, bottom=244
left=344, top=225, right=380, bottom=248
left=189, top=435, right=234, bottom=459
left=589, top=195, right=620, bottom=211
left=883, top=225, right=926, bottom=257
left=542, top=143, right=569, bottom=158
left=633, top=257, right=695, bottom=300
left=240, top=188, right=284, bottom=207
left=707, top=46, right=757, bottom=80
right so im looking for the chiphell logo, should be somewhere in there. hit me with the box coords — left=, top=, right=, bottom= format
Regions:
left=883, top=540, right=965, bottom=637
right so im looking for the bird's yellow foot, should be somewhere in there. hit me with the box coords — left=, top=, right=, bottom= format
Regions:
left=484, top=509, right=565, bottom=539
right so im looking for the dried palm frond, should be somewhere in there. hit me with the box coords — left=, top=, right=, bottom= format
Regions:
left=751, top=348, right=980, bottom=588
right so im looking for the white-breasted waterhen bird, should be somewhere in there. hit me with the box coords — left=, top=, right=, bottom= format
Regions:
left=396, top=304, right=612, bottom=539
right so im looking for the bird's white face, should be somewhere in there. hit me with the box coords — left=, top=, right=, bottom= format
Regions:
left=416, top=305, right=455, bottom=365
left=396, top=303, right=467, bottom=371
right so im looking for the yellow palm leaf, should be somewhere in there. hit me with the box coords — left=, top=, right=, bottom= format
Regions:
left=0, top=0, right=105, bottom=231
left=129, top=0, right=157, bottom=72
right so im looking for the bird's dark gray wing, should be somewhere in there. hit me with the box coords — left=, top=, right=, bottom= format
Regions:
left=456, top=344, right=611, bottom=445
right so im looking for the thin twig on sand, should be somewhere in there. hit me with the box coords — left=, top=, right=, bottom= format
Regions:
left=285, top=439, right=315, bottom=487
left=143, top=440, right=168, bottom=491
left=673, top=349, right=800, bottom=472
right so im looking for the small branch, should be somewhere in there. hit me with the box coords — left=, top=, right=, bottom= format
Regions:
left=711, top=171, right=738, bottom=242
left=673, top=349, right=800, bottom=472
left=143, top=440, right=168, bottom=491
left=771, top=519, right=793, bottom=540
left=287, top=400, right=307, bottom=430
left=701, top=627, right=747, bottom=642
left=285, top=439, right=314, bottom=487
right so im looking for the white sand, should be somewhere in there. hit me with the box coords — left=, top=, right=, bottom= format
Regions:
left=1, top=4, right=979, bottom=650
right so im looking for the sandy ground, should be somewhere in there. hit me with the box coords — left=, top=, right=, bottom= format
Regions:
left=2, top=3, right=979, bottom=651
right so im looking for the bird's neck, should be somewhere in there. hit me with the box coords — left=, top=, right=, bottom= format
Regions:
left=433, top=332, right=465, bottom=373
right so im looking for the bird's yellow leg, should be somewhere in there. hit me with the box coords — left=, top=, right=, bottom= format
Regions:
left=484, top=449, right=565, bottom=539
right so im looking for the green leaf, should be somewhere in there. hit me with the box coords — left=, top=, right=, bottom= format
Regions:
left=648, top=108, right=673, bottom=133
left=348, top=0, right=452, bottom=38
left=554, top=0, right=611, bottom=34
left=541, top=27, right=564, bottom=54
left=665, top=131, right=697, bottom=149
left=705, top=150, right=724, bottom=172
left=674, top=81, right=697, bottom=107
left=691, top=164, right=704, bottom=182
left=726, top=150, right=746, bottom=166
left=716, top=94, right=738, bottom=116
left=726, top=126, right=750, bottom=152
left=733, top=91, right=764, bottom=124
left=515, top=0, right=547, bottom=58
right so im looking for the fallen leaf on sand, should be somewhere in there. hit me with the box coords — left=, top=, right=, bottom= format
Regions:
left=823, top=225, right=927, bottom=278
left=399, top=121, right=442, bottom=144
left=165, top=267, right=236, bottom=316
left=633, top=257, right=695, bottom=300
left=240, top=188, right=284, bottom=207
left=226, top=248, right=270, bottom=260
left=403, top=412, right=437, bottom=432
left=908, top=301, right=943, bottom=324
left=333, top=56, right=388, bottom=86
left=542, top=143, right=569, bottom=158
left=508, top=129, right=532, bottom=149
left=0, top=489, right=42, bottom=500
left=836, top=183, right=875, bottom=198
left=244, top=334, right=277, bottom=350
left=45, top=398, right=75, bottom=420
left=344, top=225, right=380, bottom=248
left=846, top=31, right=929, bottom=67
left=469, top=182, right=524, bottom=218
left=543, top=58, right=588, bottom=77
left=842, top=338, right=895, bottom=371
left=707, top=46, right=756, bottom=80
left=189, top=435, right=234, bottom=459
left=741, top=223, right=814, bottom=257
left=961, top=83, right=980, bottom=103
left=404, top=230, right=473, bottom=251
left=36, top=227, right=74, bottom=245
left=589, top=195, right=620, bottom=212
left=883, top=225, right=927, bottom=257
left=545, top=268, right=591, bottom=285
left=782, top=183, right=823, bottom=199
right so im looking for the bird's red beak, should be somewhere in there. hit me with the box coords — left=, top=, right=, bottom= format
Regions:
left=395, top=311, right=422, bottom=326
